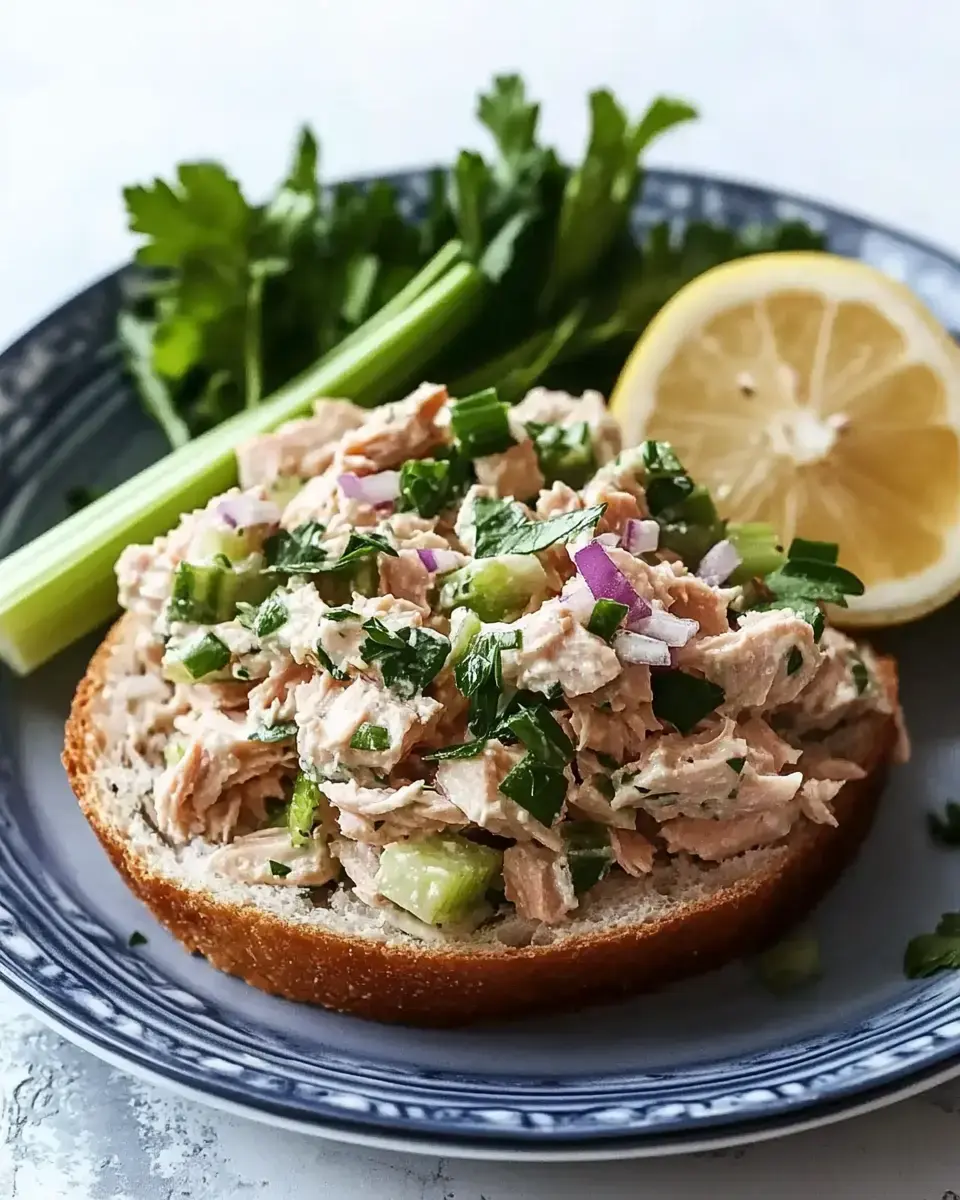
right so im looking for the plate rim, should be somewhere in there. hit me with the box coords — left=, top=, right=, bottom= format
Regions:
left=3, top=165, right=960, bottom=1157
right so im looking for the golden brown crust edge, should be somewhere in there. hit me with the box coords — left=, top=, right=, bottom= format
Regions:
left=63, top=619, right=898, bottom=1027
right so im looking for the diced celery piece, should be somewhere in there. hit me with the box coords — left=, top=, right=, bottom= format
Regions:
left=162, top=631, right=231, bottom=683
left=449, top=608, right=482, bottom=664
left=727, top=522, right=786, bottom=583
left=266, top=475, right=305, bottom=510
left=190, top=525, right=265, bottom=564
left=757, top=931, right=822, bottom=994
left=167, top=560, right=273, bottom=625
left=438, top=554, right=548, bottom=622
left=163, top=740, right=186, bottom=767
left=288, top=772, right=324, bottom=848
left=375, top=834, right=502, bottom=925
left=562, top=821, right=614, bottom=894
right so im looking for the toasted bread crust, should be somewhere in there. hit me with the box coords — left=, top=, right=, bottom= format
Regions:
left=63, top=619, right=897, bottom=1026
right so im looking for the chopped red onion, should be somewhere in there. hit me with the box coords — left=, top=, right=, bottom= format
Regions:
left=338, top=471, right=401, bottom=508
left=622, top=518, right=660, bottom=556
left=630, top=608, right=699, bottom=647
left=214, top=494, right=281, bottom=529
left=696, top=539, right=742, bottom=585
left=613, top=630, right=672, bottom=667
left=416, top=548, right=464, bottom=574
left=573, top=541, right=652, bottom=623
left=595, top=532, right=620, bottom=548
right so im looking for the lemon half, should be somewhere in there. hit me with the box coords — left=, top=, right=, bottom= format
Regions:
left=610, top=252, right=960, bottom=626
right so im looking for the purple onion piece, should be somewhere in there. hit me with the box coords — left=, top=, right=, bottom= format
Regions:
left=622, top=518, right=660, bottom=555
left=338, top=470, right=401, bottom=506
left=630, top=608, right=699, bottom=647
left=417, top=548, right=439, bottom=572
left=573, top=541, right=652, bottom=622
left=214, top=494, right=281, bottom=530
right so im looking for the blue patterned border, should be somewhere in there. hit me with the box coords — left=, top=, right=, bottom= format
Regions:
left=2, top=170, right=960, bottom=1144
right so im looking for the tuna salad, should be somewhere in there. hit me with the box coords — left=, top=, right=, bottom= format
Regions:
left=110, top=381, right=906, bottom=934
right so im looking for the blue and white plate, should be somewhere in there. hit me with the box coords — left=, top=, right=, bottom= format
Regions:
left=2, top=170, right=960, bottom=1161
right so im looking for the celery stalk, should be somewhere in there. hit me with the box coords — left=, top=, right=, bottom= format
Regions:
left=0, top=248, right=484, bottom=675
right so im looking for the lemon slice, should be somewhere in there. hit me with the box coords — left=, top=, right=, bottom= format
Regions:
left=610, top=251, right=960, bottom=626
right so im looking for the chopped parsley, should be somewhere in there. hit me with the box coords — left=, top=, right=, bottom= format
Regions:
left=786, top=646, right=804, bottom=676
left=249, top=721, right=297, bottom=743
left=264, top=520, right=329, bottom=574
left=928, top=802, right=960, bottom=847
left=252, top=593, right=288, bottom=638
left=453, top=627, right=521, bottom=736
left=726, top=757, right=745, bottom=774
left=349, top=723, right=391, bottom=752
left=586, top=598, right=629, bottom=642
left=904, top=912, right=960, bottom=978
left=471, top=495, right=605, bottom=558
left=500, top=703, right=574, bottom=769
left=525, top=420, right=595, bottom=489
left=422, top=739, right=489, bottom=762
left=323, top=606, right=358, bottom=622
left=360, top=618, right=450, bottom=699
left=128, top=931, right=148, bottom=948
left=562, top=821, right=614, bottom=893
left=315, top=643, right=349, bottom=681
left=851, top=656, right=870, bottom=695
left=498, top=754, right=567, bottom=825
left=397, top=456, right=465, bottom=518
left=651, top=671, right=725, bottom=734
left=269, top=860, right=292, bottom=878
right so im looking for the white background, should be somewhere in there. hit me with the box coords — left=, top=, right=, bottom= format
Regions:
left=3, top=1, right=960, bottom=1195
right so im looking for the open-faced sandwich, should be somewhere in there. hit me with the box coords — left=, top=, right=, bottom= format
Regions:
left=63, top=382, right=907, bottom=1025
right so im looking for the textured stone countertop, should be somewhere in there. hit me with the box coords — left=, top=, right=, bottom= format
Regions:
left=3, top=1, right=960, bottom=1194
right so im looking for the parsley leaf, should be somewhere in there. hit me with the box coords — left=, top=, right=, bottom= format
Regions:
left=397, top=458, right=457, bottom=518
left=422, top=739, right=489, bottom=762
left=904, top=912, right=960, bottom=978
left=928, top=802, right=960, bottom=847
left=453, top=627, right=521, bottom=737
left=349, top=723, right=391, bottom=752
left=563, top=821, right=615, bottom=893
left=500, top=703, right=574, bottom=769
left=315, top=644, right=349, bottom=681
left=251, top=593, right=288, bottom=638
left=264, top=522, right=329, bottom=574
left=361, top=619, right=450, bottom=699
left=499, top=754, right=568, bottom=825
left=786, top=646, right=804, bottom=676
left=269, top=860, right=292, bottom=878
left=525, top=420, right=596, bottom=489
left=128, top=931, right=148, bottom=948
left=651, top=671, right=725, bottom=734
left=472, top=495, right=605, bottom=558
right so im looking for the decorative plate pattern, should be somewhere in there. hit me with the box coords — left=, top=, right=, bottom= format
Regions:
left=2, top=170, right=960, bottom=1153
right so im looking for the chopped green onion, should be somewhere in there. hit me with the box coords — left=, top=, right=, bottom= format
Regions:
left=450, top=609, right=482, bottom=665
left=349, top=723, right=391, bottom=752
left=375, top=834, right=502, bottom=925
left=726, top=756, right=745, bottom=774
left=288, top=772, right=323, bottom=847
left=450, top=388, right=515, bottom=458
left=757, top=931, right=822, bottom=994
left=726, top=522, right=785, bottom=583
left=162, top=631, right=231, bottom=682
left=498, top=753, right=567, bottom=825
left=0, top=248, right=484, bottom=676
left=422, top=739, right=488, bottom=762
left=586, top=598, right=629, bottom=642
left=651, top=671, right=724, bottom=734
left=323, top=606, right=358, bottom=623
left=269, top=860, right=292, bottom=878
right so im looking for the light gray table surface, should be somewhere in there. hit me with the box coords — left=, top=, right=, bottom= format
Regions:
left=4, top=1, right=960, bottom=1194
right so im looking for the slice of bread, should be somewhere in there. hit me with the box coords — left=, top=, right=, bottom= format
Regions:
left=63, top=615, right=898, bottom=1027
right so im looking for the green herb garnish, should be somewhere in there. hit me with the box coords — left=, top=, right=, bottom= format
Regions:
left=498, top=754, right=567, bottom=825
left=453, top=627, right=521, bottom=737
left=450, top=388, right=515, bottom=458
left=786, top=646, right=804, bottom=676
left=500, top=704, right=574, bottom=769
left=349, top=723, right=391, bottom=752
left=360, top=618, right=450, bottom=699
left=472, top=495, right=605, bottom=558
left=562, top=821, right=614, bottom=893
left=397, top=458, right=458, bottom=518
left=315, top=644, right=349, bottom=681
left=525, top=420, right=595, bottom=489
left=851, top=657, right=870, bottom=696
left=128, top=931, right=148, bottom=948
left=904, top=912, right=960, bottom=978
left=253, top=594, right=288, bottom=638
left=726, top=757, right=745, bottom=775
left=269, top=860, right=292, bottom=878
left=651, top=671, right=725, bottom=734
left=288, top=772, right=323, bottom=847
